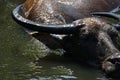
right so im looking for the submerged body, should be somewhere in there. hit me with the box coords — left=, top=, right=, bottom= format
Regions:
left=22, top=0, right=120, bottom=24
left=13, top=0, right=120, bottom=78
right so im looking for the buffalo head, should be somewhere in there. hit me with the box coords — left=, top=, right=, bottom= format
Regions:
left=64, top=17, right=120, bottom=78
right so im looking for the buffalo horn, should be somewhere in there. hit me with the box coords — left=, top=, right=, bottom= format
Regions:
left=12, top=4, right=84, bottom=34
left=92, top=12, right=120, bottom=20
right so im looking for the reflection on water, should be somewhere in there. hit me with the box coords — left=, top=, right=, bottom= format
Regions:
left=0, top=0, right=112, bottom=80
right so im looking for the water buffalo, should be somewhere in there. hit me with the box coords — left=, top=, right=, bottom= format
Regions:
left=12, top=0, right=120, bottom=78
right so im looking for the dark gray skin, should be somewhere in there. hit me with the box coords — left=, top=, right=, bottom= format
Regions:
left=12, top=0, right=120, bottom=78
left=22, top=0, right=120, bottom=24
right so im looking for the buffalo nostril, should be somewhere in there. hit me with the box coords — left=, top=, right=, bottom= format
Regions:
left=102, top=58, right=120, bottom=73
left=102, top=58, right=120, bottom=78
left=102, top=61, right=116, bottom=73
left=107, top=58, right=120, bottom=64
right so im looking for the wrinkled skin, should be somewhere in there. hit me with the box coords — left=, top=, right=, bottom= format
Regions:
left=16, top=0, right=120, bottom=78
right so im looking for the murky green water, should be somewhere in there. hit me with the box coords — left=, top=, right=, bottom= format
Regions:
left=0, top=0, right=113, bottom=80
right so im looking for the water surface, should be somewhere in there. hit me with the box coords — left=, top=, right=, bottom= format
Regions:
left=0, top=0, right=113, bottom=80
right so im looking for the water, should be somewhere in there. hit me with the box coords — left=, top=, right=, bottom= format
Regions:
left=0, top=0, right=112, bottom=80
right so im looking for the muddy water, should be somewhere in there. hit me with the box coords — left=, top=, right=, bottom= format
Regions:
left=0, top=0, right=111, bottom=80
